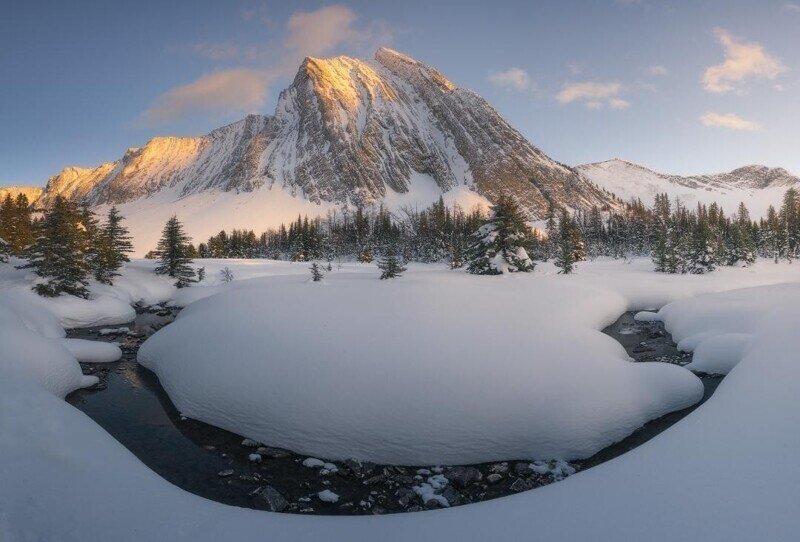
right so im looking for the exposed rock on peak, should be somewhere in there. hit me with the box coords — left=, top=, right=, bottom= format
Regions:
left=38, top=48, right=617, bottom=223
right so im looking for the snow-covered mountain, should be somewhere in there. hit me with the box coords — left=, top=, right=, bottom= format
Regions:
left=578, top=159, right=799, bottom=218
left=36, top=48, right=615, bottom=254
left=0, top=185, right=43, bottom=203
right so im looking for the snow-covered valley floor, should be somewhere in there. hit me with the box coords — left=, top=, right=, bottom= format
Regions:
left=2, top=258, right=800, bottom=540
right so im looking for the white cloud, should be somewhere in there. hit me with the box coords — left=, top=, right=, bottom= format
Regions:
left=647, top=65, right=668, bottom=76
left=700, top=111, right=761, bottom=131
left=488, top=68, right=531, bottom=90
left=284, top=5, right=358, bottom=56
left=140, top=69, right=268, bottom=126
left=556, top=82, right=628, bottom=109
left=609, top=98, right=631, bottom=109
left=702, top=28, right=786, bottom=94
left=782, top=3, right=800, bottom=13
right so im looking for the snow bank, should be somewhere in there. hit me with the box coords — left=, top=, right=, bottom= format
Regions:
left=61, top=338, right=123, bottom=363
left=140, top=270, right=703, bottom=465
left=0, top=305, right=96, bottom=398
left=641, top=283, right=800, bottom=375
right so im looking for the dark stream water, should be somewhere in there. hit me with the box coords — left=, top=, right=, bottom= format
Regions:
left=65, top=307, right=721, bottom=515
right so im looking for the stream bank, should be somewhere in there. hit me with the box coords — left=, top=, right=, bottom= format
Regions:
left=66, top=308, right=721, bottom=515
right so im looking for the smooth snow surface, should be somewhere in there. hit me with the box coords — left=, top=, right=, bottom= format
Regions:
left=3, top=258, right=800, bottom=541
left=139, top=266, right=703, bottom=465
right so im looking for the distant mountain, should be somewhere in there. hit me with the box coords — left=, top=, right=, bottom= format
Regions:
left=36, top=48, right=616, bottom=254
left=577, top=159, right=799, bottom=217
left=0, top=185, right=43, bottom=203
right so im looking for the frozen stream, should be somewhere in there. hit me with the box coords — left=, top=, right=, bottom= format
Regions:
left=65, top=307, right=721, bottom=515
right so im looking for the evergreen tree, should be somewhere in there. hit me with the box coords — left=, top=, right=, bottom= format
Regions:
left=219, top=266, right=234, bottom=283
left=377, top=247, right=406, bottom=279
left=554, top=209, right=579, bottom=275
left=0, top=236, right=9, bottom=262
left=93, top=206, right=133, bottom=285
left=686, top=219, right=716, bottom=274
left=310, top=262, right=324, bottom=282
left=466, top=194, right=535, bottom=275
left=449, top=236, right=465, bottom=269
left=24, top=196, right=90, bottom=298
left=0, top=194, right=34, bottom=255
left=154, top=216, right=196, bottom=287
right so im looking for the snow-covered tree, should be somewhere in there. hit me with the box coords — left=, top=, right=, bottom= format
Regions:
left=154, top=216, right=196, bottom=288
left=25, top=196, right=90, bottom=298
left=0, top=236, right=9, bottom=262
left=554, top=209, right=582, bottom=275
left=219, top=266, right=234, bottom=283
left=466, top=194, right=535, bottom=275
left=378, top=247, right=406, bottom=279
left=310, top=262, right=324, bottom=282
left=686, top=219, right=716, bottom=274
left=93, top=206, right=133, bottom=285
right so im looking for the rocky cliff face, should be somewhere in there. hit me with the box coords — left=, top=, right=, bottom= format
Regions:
left=38, top=48, right=616, bottom=219
left=0, top=185, right=43, bottom=203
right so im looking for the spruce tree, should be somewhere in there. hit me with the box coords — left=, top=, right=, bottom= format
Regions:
left=554, top=209, right=578, bottom=274
left=93, top=206, right=133, bottom=284
left=0, top=236, right=8, bottom=263
left=310, top=262, right=324, bottom=282
left=466, top=194, right=535, bottom=275
left=378, top=247, right=406, bottom=279
left=219, top=266, right=234, bottom=283
left=25, top=196, right=90, bottom=298
left=686, top=219, right=716, bottom=274
left=154, top=216, right=196, bottom=287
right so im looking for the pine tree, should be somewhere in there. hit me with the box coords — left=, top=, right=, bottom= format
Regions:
left=219, top=266, right=234, bottom=283
left=554, top=209, right=579, bottom=275
left=466, top=194, right=535, bottom=275
left=154, top=216, right=196, bottom=287
left=449, top=236, right=465, bottom=269
left=0, top=236, right=9, bottom=263
left=25, top=196, right=90, bottom=298
left=686, top=219, right=716, bottom=274
left=93, top=206, right=133, bottom=285
left=310, top=262, right=324, bottom=282
left=378, top=247, right=406, bottom=279
left=358, top=246, right=373, bottom=263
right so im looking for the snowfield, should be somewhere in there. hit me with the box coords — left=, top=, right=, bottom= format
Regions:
left=2, top=257, right=800, bottom=540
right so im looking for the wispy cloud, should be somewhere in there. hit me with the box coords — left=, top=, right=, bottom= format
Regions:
left=646, top=65, right=668, bottom=76
left=700, top=111, right=761, bottom=131
left=488, top=67, right=531, bottom=90
left=140, top=69, right=268, bottom=126
left=556, top=81, right=628, bottom=109
left=782, top=3, right=800, bottom=13
left=702, top=28, right=786, bottom=94
left=141, top=5, right=393, bottom=125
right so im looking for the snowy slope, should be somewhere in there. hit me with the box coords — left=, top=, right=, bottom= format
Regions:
left=578, top=159, right=799, bottom=217
left=33, top=49, right=616, bottom=254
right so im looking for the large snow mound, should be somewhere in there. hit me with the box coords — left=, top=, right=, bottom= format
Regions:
left=139, top=270, right=703, bottom=465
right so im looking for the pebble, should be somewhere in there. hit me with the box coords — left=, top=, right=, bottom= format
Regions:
left=217, top=469, right=235, bottom=478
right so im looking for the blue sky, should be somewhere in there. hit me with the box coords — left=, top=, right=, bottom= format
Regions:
left=2, top=0, right=800, bottom=187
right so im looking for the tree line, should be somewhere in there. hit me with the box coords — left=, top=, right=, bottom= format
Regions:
left=0, top=195, right=133, bottom=298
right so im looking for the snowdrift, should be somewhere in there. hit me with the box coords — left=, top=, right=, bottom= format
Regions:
left=139, top=270, right=703, bottom=464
